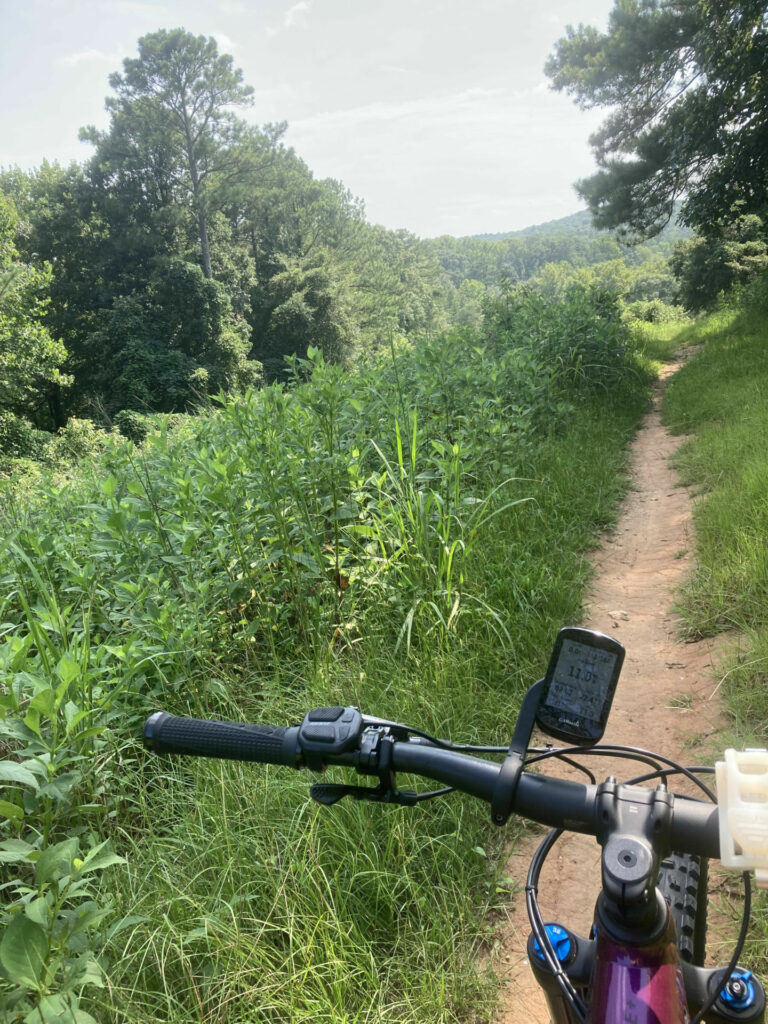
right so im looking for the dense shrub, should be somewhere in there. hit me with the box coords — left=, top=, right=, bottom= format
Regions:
left=483, top=282, right=648, bottom=397
left=625, top=298, right=687, bottom=324
left=671, top=215, right=768, bottom=313
left=0, top=316, right=650, bottom=1022
left=48, top=417, right=110, bottom=461
left=0, top=410, right=51, bottom=461
left=113, top=408, right=151, bottom=443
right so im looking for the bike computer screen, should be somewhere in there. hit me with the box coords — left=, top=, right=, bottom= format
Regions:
left=535, top=627, right=625, bottom=745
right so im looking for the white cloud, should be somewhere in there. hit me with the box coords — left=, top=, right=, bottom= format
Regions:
left=283, top=81, right=605, bottom=236
left=291, top=87, right=506, bottom=133
left=250, top=82, right=297, bottom=106
left=213, top=32, right=238, bottom=52
left=60, top=48, right=123, bottom=67
left=266, top=0, right=313, bottom=36
left=285, top=1, right=311, bottom=28
left=109, top=0, right=173, bottom=13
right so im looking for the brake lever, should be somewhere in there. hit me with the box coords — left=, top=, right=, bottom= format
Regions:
left=307, top=716, right=453, bottom=807
left=310, top=782, right=422, bottom=806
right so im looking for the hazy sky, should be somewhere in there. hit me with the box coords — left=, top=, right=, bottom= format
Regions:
left=0, top=0, right=616, bottom=238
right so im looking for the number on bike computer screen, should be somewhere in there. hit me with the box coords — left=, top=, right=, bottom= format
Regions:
left=547, top=642, right=616, bottom=718
left=536, top=628, right=624, bottom=744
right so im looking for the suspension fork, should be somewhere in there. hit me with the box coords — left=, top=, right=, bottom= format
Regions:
left=528, top=920, right=765, bottom=1023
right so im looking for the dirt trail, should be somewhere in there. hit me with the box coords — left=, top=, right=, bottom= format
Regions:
left=492, top=357, right=727, bottom=1023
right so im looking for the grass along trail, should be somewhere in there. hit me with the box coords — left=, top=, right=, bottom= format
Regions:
left=491, top=355, right=729, bottom=1023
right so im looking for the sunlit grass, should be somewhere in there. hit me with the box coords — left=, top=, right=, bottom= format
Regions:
left=661, top=274, right=768, bottom=977
left=630, top=318, right=694, bottom=366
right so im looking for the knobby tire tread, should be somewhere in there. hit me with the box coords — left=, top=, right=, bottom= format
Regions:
left=658, top=850, right=708, bottom=966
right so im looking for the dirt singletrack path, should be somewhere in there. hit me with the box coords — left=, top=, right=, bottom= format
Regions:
left=492, top=355, right=727, bottom=1023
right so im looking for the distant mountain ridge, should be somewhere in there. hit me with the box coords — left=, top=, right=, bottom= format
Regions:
left=426, top=207, right=690, bottom=292
left=474, top=210, right=595, bottom=241
left=473, top=208, right=690, bottom=243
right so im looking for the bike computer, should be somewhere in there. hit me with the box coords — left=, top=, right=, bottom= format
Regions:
left=535, top=627, right=625, bottom=745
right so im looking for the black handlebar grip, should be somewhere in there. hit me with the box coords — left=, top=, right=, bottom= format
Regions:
left=144, top=712, right=301, bottom=766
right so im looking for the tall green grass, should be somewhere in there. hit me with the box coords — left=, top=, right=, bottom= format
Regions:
left=0, top=315, right=650, bottom=1023
left=662, top=277, right=768, bottom=975
left=663, top=285, right=768, bottom=657
left=628, top=319, right=692, bottom=366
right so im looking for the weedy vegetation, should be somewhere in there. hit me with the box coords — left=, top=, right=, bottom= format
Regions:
left=0, top=286, right=653, bottom=1023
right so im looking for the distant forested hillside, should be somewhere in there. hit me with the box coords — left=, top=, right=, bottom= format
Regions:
left=475, top=208, right=691, bottom=241
left=477, top=210, right=597, bottom=239
left=428, top=211, right=690, bottom=291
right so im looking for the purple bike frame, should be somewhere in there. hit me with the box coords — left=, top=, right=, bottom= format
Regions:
left=587, top=910, right=688, bottom=1024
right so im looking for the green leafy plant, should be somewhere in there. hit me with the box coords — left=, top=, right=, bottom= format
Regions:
left=0, top=836, right=125, bottom=1023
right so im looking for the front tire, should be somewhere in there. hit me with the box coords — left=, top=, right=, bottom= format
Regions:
left=658, top=851, right=708, bottom=966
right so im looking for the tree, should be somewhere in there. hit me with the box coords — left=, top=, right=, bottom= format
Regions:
left=0, top=192, right=69, bottom=430
left=546, top=3, right=768, bottom=238
left=88, top=259, right=260, bottom=413
left=624, top=256, right=677, bottom=304
left=450, top=278, right=486, bottom=327
left=250, top=253, right=357, bottom=379
left=83, top=28, right=254, bottom=278
left=0, top=162, right=132, bottom=423
left=345, top=225, right=446, bottom=348
left=671, top=215, right=768, bottom=311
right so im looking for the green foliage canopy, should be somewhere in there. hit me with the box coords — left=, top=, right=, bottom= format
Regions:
left=82, top=28, right=255, bottom=279
left=0, top=192, right=69, bottom=429
left=89, top=260, right=260, bottom=413
left=250, top=254, right=357, bottom=378
left=546, top=2, right=768, bottom=237
left=671, top=214, right=768, bottom=312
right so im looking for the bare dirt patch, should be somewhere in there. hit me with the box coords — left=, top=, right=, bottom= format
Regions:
left=490, top=358, right=730, bottom=1023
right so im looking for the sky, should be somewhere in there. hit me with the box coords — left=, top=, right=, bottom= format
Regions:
left=0, top=0, right=617, bottom=238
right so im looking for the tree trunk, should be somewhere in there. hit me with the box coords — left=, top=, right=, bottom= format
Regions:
left=48, top=383, right=66, bottom=430
left=183, top=112, right=213, bottom=279
left=197, top=203, right=212, bottom=279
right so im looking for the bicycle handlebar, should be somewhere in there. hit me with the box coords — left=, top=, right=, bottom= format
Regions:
left=143, top=710, right=721, bottom=859
left=144, top=711, right=301, bottom=765
left=392, top=740, right=720, bottom=858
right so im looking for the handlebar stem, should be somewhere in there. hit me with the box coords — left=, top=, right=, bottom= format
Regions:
left=596, top=778, right=674, bottom=932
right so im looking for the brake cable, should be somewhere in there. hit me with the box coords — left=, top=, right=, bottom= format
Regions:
left=526, top=828, right=587, bottom=1022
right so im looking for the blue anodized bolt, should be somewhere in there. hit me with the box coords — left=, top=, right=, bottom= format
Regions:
left=721, top=970, right=755, bottom=1010
left=533, top=923, right=572, bottom=964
